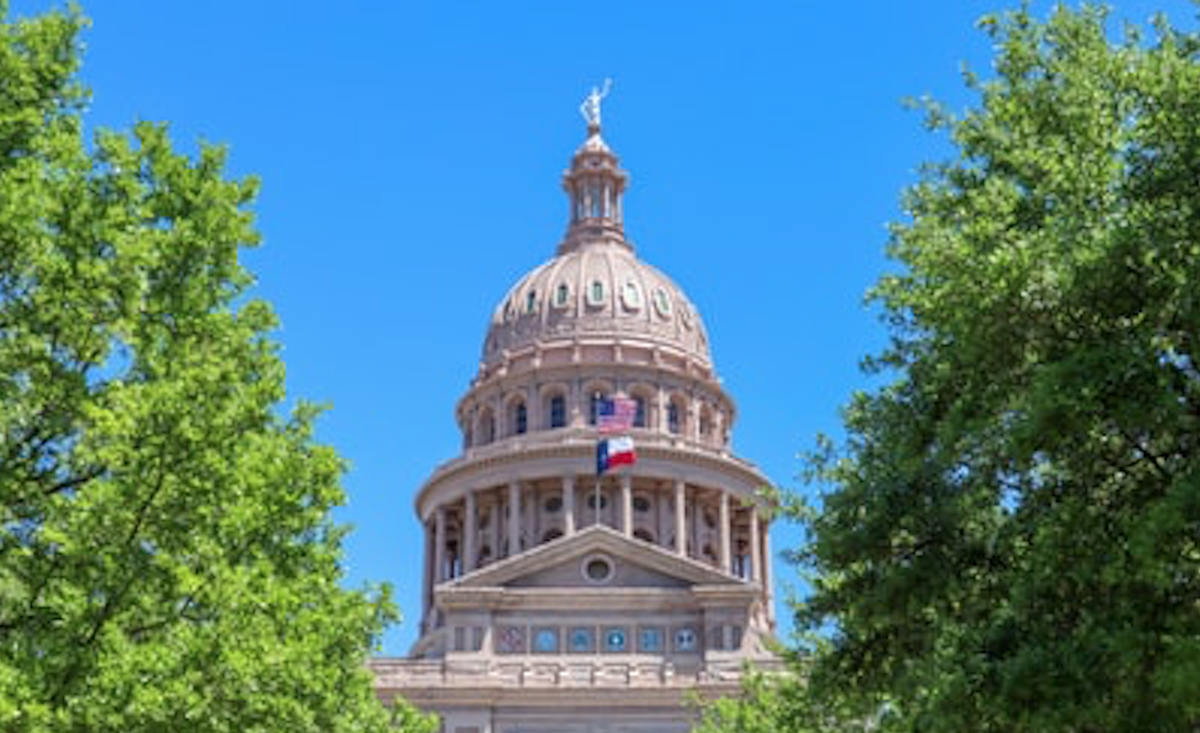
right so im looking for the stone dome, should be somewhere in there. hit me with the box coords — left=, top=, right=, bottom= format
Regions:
left=480, top=120, right=713, bottom=375
left=482, top=241, right=711, bottom=369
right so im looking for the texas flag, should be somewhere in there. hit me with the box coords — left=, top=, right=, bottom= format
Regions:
left=596, top=435, right=636, bottom=474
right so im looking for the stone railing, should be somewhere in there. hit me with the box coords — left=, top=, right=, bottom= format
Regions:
left=369, top=657, right=784, bottom=690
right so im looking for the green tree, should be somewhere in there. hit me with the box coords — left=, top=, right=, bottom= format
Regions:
left=0, top=5, right=433, bottom=732
left=789, top=4, right=1200, bottom=733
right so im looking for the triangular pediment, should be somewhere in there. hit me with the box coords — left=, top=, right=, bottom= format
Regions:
left=447, top=525, right=741, bottom=590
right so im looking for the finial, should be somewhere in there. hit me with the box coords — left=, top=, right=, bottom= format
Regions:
left=579, top=78, right=612, bottom=133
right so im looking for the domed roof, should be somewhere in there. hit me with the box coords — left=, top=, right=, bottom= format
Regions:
left=482, top=240, right=711, bottom=368
left=480, top=101, right=714, bottom=374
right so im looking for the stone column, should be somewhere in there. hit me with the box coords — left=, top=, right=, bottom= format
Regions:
left=674, top=480, right=687, bottom=556
left=529, top=484, right=540, bottom=543
left=718, top=491, right=731, bottom=573
left=657, top=489, right=670, bottom=548
left=620, top=474, right=633, bottom=536
left=763, top=522, right=775, bottom=625
left=507, top=481, right=521, bottom=557
left=749, top=504, right=761, bottom=582
left=434, top=506, right=447, bottom=583
left=487, top=493, right=499, bottom=561
left=562, top=475, right=576, bottom=536
left=421, top=520, right=433, bottom=618
left=464, top=490, right=477, bottom=573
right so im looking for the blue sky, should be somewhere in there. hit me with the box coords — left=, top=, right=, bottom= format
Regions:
left=11, top=0, right=1196, bottom=655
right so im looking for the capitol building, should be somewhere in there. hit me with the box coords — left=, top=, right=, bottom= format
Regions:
left=371, top=89, right=779, bottom=733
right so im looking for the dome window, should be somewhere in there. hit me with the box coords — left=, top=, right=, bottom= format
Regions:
left=587, top=280, right=606, bottom=307
left=478, top=408, right=496, bottom=445
left=548, top=395, right=567, bottom=429
left=653, top=288, right=673, bottom=318
left=621, top=281, right=642, bottom=311
left=525, top=290, right=538, bottom=314
left=514, top=402, right=528, bottom=435
left=554, top=283, right=570, bottom=308
left=589, top=392, right=609, bottom=426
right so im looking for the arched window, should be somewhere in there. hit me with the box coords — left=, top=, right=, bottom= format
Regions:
left=667, top=402, right=681, bottom=435
left=542, top=528, right=564, bottom=544
left=478, top=409, right=495, bottom=445
left=548, top=394, right=567, bottom=429
left=633, top=395, right=647, bottom=428
left=699, top=408, right=713, bottom=441
left=588, top=280, right=605, bottom=306
left=589, top=391, right=608, bottom=427
left=513, top=402, right=527, bottom=435
left=633, top=528, right=656, bottom=544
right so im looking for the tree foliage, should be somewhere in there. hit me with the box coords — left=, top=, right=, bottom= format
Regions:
left=0, top=5, right=431, bottom=732
left=784, top=4, right=1200, bottom=733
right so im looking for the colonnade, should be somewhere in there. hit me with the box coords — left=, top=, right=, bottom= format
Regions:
left=421, top=477, right=770, bottom=617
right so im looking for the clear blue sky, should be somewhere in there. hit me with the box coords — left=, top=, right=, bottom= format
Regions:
left=11, top=0, right=1196, bottom=655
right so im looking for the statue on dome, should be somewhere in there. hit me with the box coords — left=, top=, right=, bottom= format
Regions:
left=580, top=78, right=612, bottom=130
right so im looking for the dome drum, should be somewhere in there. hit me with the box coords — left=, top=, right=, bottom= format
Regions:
left=455, top=366, right=734, bottom=454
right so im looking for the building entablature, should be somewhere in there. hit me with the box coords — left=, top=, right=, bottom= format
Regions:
left=415, top=436, right=769, bottom=522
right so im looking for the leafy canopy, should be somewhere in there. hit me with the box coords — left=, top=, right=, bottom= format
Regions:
left=0, top=4, right=432, bottom=732
left=791, top=4, right=1200, bottom=732
left=696, top=4, right=1200, bottom=733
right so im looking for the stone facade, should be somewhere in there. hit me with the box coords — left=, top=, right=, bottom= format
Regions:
left=371, top=105, right=779, bottom=733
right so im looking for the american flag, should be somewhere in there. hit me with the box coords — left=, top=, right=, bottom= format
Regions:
left=597, top=396, right=637, bottom=434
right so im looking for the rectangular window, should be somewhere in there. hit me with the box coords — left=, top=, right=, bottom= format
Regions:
left=602, top=627, right=628, bottom=653
left=638, top=626, right=664, bottom=653
left=496, top=625, right=527, bottom=654
left=708, top=625, right=724, bottom=651
left=533, top=627, right=559, bottom=653
left=568, top=626, right=595, bottom=653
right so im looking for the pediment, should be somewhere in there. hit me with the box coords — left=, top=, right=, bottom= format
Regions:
left=447, top=525, right=740, bottom=591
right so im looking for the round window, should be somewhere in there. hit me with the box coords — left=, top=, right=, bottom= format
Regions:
left=544, top=496, right=563, bottom=513
left=582, top=554, right=614, bottom=584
